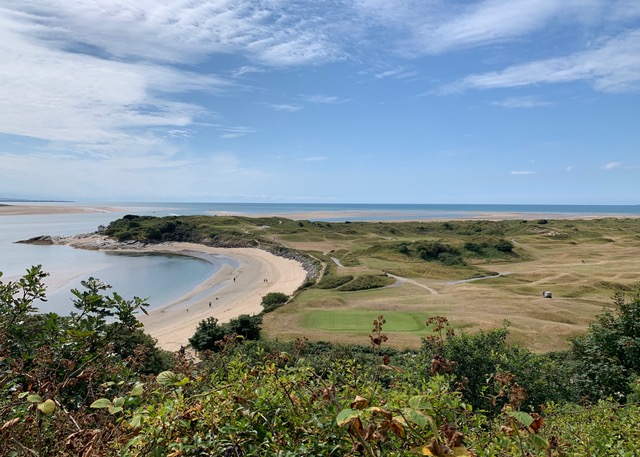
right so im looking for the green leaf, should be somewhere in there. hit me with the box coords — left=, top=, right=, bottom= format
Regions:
left=409, top=395, right=433, bottom=411
left=26, top=394, right=43, bottom=403
left=175, top=377, right=190, bottom=387
left=18, top=392, right=29, bottom=399
left=108, top=406, right=124, bottom=414
left=405, top=409, right=430, bottom=428
left=37, top=399, right=56, bottom=415
left=507, top=411, right=534, bottom=428
left=130, top=414, right=144, bottom=427
left=530, top=434, right=549, bottom=449
left=90, top=398, right=113, bottom=409
left=336, top=408, right=361, bottom=427
left=157, top=370, right=183, bottom=386
left=130, top=383, right=144, bottom=397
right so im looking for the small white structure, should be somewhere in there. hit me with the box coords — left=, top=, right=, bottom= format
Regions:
left=97, top=225, right=106, bottom=234
left=542, top=291, right=552, bottom=298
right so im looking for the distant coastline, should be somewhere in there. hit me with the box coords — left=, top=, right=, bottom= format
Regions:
left=1, top=201, right=639, bottom=221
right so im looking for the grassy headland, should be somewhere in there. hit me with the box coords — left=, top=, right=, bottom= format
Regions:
left=103, top=215, right=640, bottom=352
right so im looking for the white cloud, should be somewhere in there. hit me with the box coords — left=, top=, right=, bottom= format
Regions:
left=233, top=66, right=265, bottom=77
left=0, top=7, right=230, bottom=153
left=373, top=67, right=419, bottom=80
left=353, top=0, right=640, bottom=56
left=440, top=31, right=640, bottom=94
left=604, top=161, right=622, bottom=170
left=302, top=156, right=327, bottom=162
left=218, top=126, right=255, bottom=139
left=261, top=103, right=303, bottom=112
left=511, top=170, right=535, bottom=175
left=0, top=149, right=265, bottom=200
left=491, top=96, right=554, bottom=108
left=418, top=0, right=566, bottom=54
left=302, top=95, right=351, bottom=104
left=1, top=0, right=344, bottom=66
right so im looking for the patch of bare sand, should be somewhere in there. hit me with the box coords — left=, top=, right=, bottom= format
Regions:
left=0, top=204, right=121, bottom=216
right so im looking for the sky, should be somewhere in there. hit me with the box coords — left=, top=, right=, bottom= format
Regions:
left=1, top=0, right=639, bottom=204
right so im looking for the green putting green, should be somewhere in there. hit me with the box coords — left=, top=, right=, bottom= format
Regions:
left=300, top=309, right=431, bottom=333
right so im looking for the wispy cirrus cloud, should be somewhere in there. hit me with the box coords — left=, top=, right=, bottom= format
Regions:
left=260, top=103, right=303, bottom=112
left=439, top=31, right=640, bottom=94
left=219, top=126, right=255, bottom=139
left=302, top=94, right=352, bottom=104
left=301, top=156, right=327, bottom=162
left=491, top=96, right=554, bottom=108
left=353, top=0, right=640, bottom=56
left=603, top=161, right=623, bottom=170
left=373, top=67, right=419, bottom=80
left=0, top=5, right=229, bottom=154
left=233, top=66, right=265, bottom=77
left=2, top=0, right=345, bottom=66
left=511, top=170, right=535, bottom=175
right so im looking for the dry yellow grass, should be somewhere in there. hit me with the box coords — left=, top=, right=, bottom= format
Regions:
left=263, top=219, right=640, bottom=352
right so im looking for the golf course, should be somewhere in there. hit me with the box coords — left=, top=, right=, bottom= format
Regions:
left=102, top=214, right=640, bottom=352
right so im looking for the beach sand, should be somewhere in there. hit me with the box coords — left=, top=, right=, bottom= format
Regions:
left=134, top=244, right=307, bottom=351
left=58, top=238, right=308, bottom=352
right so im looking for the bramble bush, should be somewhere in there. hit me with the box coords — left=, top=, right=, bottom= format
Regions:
left=2, top=267, right=640, bottom=456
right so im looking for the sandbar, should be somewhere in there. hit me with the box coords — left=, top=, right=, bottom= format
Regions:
left=57, top=237, right=307, bottom=352
left=0, top=204, right=121, bottom=216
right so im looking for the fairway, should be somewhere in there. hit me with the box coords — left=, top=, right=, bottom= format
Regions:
left=300, top=309, right=429, bottom=333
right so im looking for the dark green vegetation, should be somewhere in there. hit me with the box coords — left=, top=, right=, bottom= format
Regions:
left=2, top=267, right=640, bottom=455
left=189, top=314, right=262, bottom=351
left=260, top=291, right=289, bottom=312
left=102, top=215, right=526, bottom=284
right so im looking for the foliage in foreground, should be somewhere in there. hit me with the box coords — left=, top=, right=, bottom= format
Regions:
left=2, top=268, right=640, bottom=456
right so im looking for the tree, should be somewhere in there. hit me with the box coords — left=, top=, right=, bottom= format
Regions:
left=261, top=292, right=289, bottom=313
left=228, top=314, right=262, bottom=340
left=189, top=317, right=227, bottom=352
left=189, top=314, right=263, bottom=352
left=571, top=287, right=640, bottom=400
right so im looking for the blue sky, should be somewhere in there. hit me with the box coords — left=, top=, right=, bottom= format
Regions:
left=0, top=0, right=639, bottom=204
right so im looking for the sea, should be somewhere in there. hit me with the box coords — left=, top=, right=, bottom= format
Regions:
left=2, top=202, right=639, bottom=315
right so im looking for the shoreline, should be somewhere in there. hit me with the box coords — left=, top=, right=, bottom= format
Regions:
left=56, top=236, right=308, bottom=352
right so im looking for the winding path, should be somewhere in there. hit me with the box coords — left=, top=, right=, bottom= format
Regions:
left=386, top=273, right=440, bottom=295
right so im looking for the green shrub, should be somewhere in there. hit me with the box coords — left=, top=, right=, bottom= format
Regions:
left=261, top=292, right=289, bottom=312
left=189, top=314, right=263, bottom=351
left=571, top=288, right=640, bottom=400
left=316, top=274, right=354, bottom=289
left=188, top=317, right=227, bottom=351
left=337, top=274, right=395, bottom=291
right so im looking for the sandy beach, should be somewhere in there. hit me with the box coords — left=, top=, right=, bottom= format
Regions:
left=57, top=237, right=308, bottom=351
left=135, top=244, right=307, bottom=351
